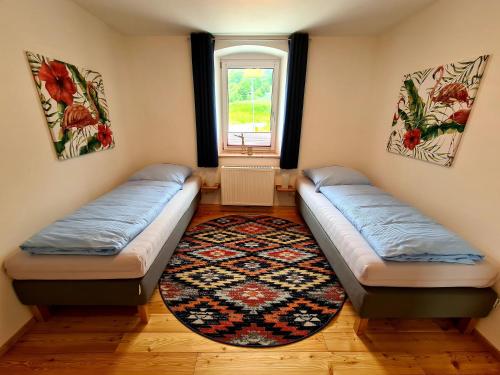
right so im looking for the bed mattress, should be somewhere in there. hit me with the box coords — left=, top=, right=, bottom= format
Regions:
left=4, top=176, right=201, bottom=280
left=297, top=176, right=497, bottom=288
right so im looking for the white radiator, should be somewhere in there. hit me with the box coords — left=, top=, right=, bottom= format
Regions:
left=221, top=166, right=276, bottom=206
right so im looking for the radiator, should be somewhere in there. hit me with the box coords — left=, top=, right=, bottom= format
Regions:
left=221, top=166, right=276, bottom=206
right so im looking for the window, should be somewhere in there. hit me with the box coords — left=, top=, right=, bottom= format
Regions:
left=220, top=59, right=281, bottom=153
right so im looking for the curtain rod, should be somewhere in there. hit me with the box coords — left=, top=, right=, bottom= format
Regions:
left=187, top=35, right=311, bottom=41
left=215, top=36, right=290, bottom=41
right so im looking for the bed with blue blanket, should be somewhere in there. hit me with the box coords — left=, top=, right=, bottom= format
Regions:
left=4, top=164, right=201, bottom=323
left=319, top=184, right=484, bottom=264
left=296, top=167, right=498, bottom=335
left=21, top=180, right=182, bottom=256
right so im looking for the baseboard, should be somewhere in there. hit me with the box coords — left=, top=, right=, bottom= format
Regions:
left=198, top=203, right=298, bottom=212
left=473, top=329, right=500, bottom=361
left=0, top=317, right=36, bottom=357
left=216, top=205, right=276, bottom=212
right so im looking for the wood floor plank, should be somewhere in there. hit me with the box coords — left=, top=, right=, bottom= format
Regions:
left=323, top=332, right=487, bottom=353
left=323, top=315, right=396, bottom=333
left=190, top=205, right=303, bottom=228
left=413, top=352, right=500, bottom=374
left=117, top=332, right=328, bottom=353
left=194, top=351, right=425, bottom=375
left=336, top=302, right=357, bottom=316
left=2, top=205, right=499, bottom=374
left=327, top=352, right=426, bottom=375
left=149, top=291, right=175, bottom=314
left=30, top=315, right=143, bottom=333
left=0, top=353, right=197, bottom=375
left=7, top=333, right=123, bottom=354
left=194, top=352, right=331, bottom=375
left=138, top=314, right=192, bottom=333
left=29, top=314, right=190, bottom=334
left=392, top=319, right=458, bottom=333
left=323, top=315, right=458, bottom=334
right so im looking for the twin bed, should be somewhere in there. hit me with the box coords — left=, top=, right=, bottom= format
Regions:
left=3, top=163, right=498, bottom=334
left=296, top=174, right=497, bottom=334
left=5, top=168, right=201, bottom=323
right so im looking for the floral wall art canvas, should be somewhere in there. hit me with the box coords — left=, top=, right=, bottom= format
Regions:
left=387, top=55, right=489, bottom=167
left=26, top=51, right=114, bottom=160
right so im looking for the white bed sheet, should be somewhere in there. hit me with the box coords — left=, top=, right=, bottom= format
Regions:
left=4, top=176, right=201, bottom=280
left=297, top=175, right=497, bottom=288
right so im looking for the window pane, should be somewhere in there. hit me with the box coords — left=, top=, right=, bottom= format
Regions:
left=227, top=68, right=273, bottom=147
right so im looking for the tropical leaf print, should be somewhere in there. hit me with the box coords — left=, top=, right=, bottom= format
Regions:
left=26, top=51, right=114, bottom=160
left=387, top=55, right=489, bottom=167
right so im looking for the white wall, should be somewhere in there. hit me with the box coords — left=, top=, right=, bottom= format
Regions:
left=125, top=36, right=376, bottom=171
left=125, top=36, right=198, bottom=167
left=300, top=37, right=375, bottom=171
left=0, top=27, right=378, bottom=344
left=3, top=0, right=499, bottom=351
left=124, top=35, right=377, bottom=205
left=367, top=0, right=500, bottom=348
left=0, top=0, right=140, bottom=346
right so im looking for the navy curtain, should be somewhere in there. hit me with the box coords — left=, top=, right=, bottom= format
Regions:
left=191, top=32, right=218, bottom=167
left=280, top=33, right=309, bottom=169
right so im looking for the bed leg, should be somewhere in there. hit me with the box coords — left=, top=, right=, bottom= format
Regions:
left=458, top=318, right=478, bottom=334
left=137, top=304, right=150, bottom=324
left=29, top=305, right=50, bottom=322
left=354, top=317, right=369, bottom=336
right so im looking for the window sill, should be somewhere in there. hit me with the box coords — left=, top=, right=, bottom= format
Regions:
left=219, top=152, right=280, bottom=159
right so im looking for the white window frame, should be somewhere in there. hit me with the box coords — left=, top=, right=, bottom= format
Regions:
left=220, top=58, right=281, bottom=153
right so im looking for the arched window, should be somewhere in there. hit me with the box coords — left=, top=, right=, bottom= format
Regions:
left=215, top=45, right=287, bottom=155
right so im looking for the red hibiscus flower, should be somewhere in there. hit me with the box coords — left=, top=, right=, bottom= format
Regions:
left=403, top=129, right=421, bottom=150
left=97, top=124, right=113, bottom=148
left=38, top=61, right=77, bottom=106
left=448, top=109, right=470, bottom=125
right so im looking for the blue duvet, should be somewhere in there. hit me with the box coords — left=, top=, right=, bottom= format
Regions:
left=21, top=180, right=181, bottom=255
left=319, top=185, right=484, bottom=264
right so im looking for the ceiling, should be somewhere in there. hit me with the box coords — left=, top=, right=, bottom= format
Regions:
left=72, top=0, right=435, bottom=36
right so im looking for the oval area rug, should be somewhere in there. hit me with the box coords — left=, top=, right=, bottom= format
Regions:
left=159, top=215, right=346, bottom=347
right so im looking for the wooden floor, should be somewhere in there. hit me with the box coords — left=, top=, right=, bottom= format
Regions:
left=1, top=205, right=499, bottom=374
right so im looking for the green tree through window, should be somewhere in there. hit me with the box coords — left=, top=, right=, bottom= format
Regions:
left=221, top=58, right=280, bottom=151
left=228, top=68, right=274, bottom=134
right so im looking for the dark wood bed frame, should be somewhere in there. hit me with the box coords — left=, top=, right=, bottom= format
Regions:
left=12, top=193, right=200, bottom=324
left=296, top=194, right=498, bottom=335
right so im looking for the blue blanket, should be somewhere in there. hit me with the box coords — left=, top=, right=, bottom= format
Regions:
left=319, top=185, right=484, bottom=264
left=21, top=180, right=181, bottom=255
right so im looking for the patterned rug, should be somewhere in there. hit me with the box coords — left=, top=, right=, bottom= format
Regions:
left=159, top=215, right=346, bottom=347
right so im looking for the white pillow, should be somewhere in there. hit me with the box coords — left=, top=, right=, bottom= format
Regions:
left=129, top=164, right=192, bottom=186
left=303, top=166, right=372, bottom=192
